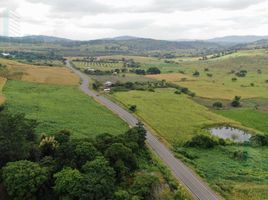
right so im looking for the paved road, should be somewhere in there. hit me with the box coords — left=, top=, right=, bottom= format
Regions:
left=67, top=61, right=221, bottom=200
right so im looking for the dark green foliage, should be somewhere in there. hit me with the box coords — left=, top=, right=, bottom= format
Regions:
left=0, top=112, right=37, bottom=167
left=95, top=133, right=116, bottom=153
left=54, top=168, right=83, bottom=200
left=174, top=90, right=181, bottom=94
left=54, top=130, right=71, bottom=144
left=129, top=105, right=137, bottom=112
left=124, top=125, right=147, bottom=149
left=105, top=143, right=138, bottom=179
left=135, top=69, right=146, bottom=75
left=213, top=102, right=223, bottom=109
left=130, top=173, right=160, bottom=200
left=250, top=134, right=268, bottom=146
left=265, top=80, right=268, bottom=83
left=74, top=141, right=99, bottom=168
left=80, top=156, right=116, bottom=200
left=146, top=67, right=161, bottom=75
left=232, top=77, right=237, bottom=81
left=192, top=71, right=200, bottom=77
left=235, top=70, right=247, bottom=77
left=232, top=150, right=248, bottom=161
left=231, top=96, right=241, bottom=107
left=2, top=160, right=48, bottom=200
left=114, top=190, right=132, bottom=200
left=185, top=135, right=218, bottom=149
left=92, top=80, right=102, bottom=90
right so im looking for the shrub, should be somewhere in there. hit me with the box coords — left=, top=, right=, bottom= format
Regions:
left=231, top=96, right=241, bottom=107
left=146, top=67, right=161, bottom=75
left=250, top=135, right=268, bottom=146
left=192, top=71, right=200, bottom=77
left=174, top=90, right=181, bottom=95
left=232, top=77, right=237, bottom=82
left=129, top=105, right=137, bottom=112
left=185, top=135, right=218, bottom=149
left=213, top=102, right=223, bottom=109
left=233, top=150, right=248, bottom=161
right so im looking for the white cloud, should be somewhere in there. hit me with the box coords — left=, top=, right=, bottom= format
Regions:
left=0, top=0, right=268, bottom=40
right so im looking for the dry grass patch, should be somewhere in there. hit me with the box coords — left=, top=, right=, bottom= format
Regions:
left=0, top=77, right=7, bottom=104
left=0, top=58, right=80, bottom=86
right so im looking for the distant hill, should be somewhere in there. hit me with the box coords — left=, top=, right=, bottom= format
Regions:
left=0, top=35, right=72, bottom=43
left=0, top=35, right=227, bottom=56
left=105, top=35, right=142, bottom=41
left=208, top=35, right=268, bottom=44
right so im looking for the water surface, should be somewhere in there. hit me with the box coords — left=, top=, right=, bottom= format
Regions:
left=209, top=126, right=251, bottom=142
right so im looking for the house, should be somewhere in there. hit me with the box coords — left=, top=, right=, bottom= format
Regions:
left=103, top=88, right=111, bottom=92
left=104, top=81, right=113, bottom=88
left=1, top=53, right=10, bottom=57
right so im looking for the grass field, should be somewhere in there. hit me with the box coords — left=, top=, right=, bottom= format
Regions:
left=73, top=61, right=123, bottom=71
left=112, top=88, right=241, bottom=145
left=3, top=80, right=128, bottom=138
left=146, top=49, right=268, bottom=99
left=0, top=77, right=7, bottom=104
left=216, top=108, right=268, bottom=134
left=0, top=58, right=80, bottom=85
left=178, top=146, right=268, bottom=200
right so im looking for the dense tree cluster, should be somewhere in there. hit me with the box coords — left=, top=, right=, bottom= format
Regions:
left=0, top=110, right=183, bottom=200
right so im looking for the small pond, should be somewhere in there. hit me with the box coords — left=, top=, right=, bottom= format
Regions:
left=209, top=126, right=252, bottom=143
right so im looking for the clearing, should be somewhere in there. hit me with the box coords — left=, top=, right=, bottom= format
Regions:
left=0, top=58, right=80, bottom=85
left=112, top=88, right=242, bottom=145
left=3, top=80, right=128, bottom=138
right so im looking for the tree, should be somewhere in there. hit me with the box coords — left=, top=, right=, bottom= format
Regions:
left=2, top=160, right=48, bottom=200
left=74, top=141, right=99, bottom=168
left=80, top=156, right=116, bottom=200
left=192, top=71, right=200, bottom=77
left=212, top=102, right=223, bottom=109
left=0, top=112, right=37, bottom=167
left=39, top=136, right=59, bottom=157
left=129, top=105, right=137, bottom=112
left=231, top=96, right=241, bottom=107
left=54, top=168, right=83, bottom=200
left=131, top=173, right=160, bottom=200
left=124, top=126, right=146, bottom=149
left=105, top=143, right=138, bottom=179
left=95, top=133, right=116, bottom=153
left=146, top=67, right=161, bottom=75
left=54, top=130, right=71, bottom=144
left=185, top=135, right=218, bottom=149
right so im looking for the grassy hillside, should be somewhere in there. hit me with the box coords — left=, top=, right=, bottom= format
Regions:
left=112, top=88, right=240, bottom=145
left=216, top=108, right=268, bottom=134
left=3, top=80, right=128, bottom=138
left=0, top=58, right=80, bottom=86
left=0, top=77, right=7, bottom=104
left=148, top=49, right=268, bottom=99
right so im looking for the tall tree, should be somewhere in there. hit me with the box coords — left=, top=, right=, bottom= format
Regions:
left=2, top=160, right=48, bottom=200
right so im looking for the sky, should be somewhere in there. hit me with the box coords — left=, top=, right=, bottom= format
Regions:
left=0, top=0, right=268, bottom=40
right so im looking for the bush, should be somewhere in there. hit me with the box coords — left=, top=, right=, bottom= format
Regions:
left=250, top=135, right=268, bottom=146
left=185, top=135, right=218, bottom=149
left=232, top=77, right=237, bottom=82
left=192, top=71, right=200, bottom=77
left=129, top=105, right=137, bottom=112
left=233, top=150, right=248, bottom=161
left=213, top=102, right=223, bottom=109
left=3, top=160, right=48, bottom=200
left=231, top=96, right=241, bottom=107
left=146, top=67, right=161, bottom=75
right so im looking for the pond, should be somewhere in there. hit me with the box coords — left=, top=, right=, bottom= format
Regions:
left=209, top=126, right=252, bottom=143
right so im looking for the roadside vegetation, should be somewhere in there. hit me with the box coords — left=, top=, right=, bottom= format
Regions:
left=0, top=110, right=189, bottom=200
left=3, top=80, right=128, bottom=138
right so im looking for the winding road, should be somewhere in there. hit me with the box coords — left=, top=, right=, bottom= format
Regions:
left=67, top=61, right=221, bottom=200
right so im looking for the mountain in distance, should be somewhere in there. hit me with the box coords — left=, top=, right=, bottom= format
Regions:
left=208, top=35, right=268, bottom=44
left=0, top=35, right=73, bottom=43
